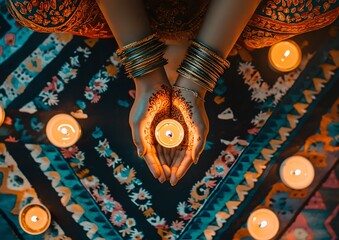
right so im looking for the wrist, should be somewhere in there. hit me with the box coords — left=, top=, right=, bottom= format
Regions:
left=134, top=67, right=170, bottom=91
left=174, top=76, right=207, bottom=98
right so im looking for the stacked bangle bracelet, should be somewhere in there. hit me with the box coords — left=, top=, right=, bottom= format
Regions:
left=116, top=34, right=168, bottom=78
left=177, top=39, right=230, bottom=92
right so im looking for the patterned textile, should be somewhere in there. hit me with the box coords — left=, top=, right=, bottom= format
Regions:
left=1, top=0, right=339, bottom=239
left=233, top=99, right=339, bottom=240
left=4, top=0, right=339, bottom=47
left=282, top=167, right=339, bottom=240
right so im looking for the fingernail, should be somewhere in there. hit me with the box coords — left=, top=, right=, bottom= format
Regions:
left=137, top=148, right=144, bottom=157
left=158, top=176, right=165, bottom=183
left=170, top=179, right=177, bottom=186
left=194, top=156, right=199, bottom=164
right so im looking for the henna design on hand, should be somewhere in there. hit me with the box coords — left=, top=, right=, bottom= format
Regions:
left=171, top=89, right=195, bottom=151
left=144, top=85, right=172, bottom=145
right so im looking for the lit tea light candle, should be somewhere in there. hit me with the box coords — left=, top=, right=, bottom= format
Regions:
left=46, top=114, right=81, bottom=148
left=155, top=119, right=184, bottom=148
left=247, top=208, right=279, bottom=240
left=280, top=155, right=315, bottom=190
left=0, top=105, right=5, bottom=127
left=19, top=203, right=51, bottom=235
left=268, top=40, right=302, bottom=72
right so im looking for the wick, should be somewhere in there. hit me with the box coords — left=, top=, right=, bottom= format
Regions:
left=292, top=169, right=301, bottom=176
left=281, top=49, right=291, bottom=62
left=259, top=220, right=268, bottom=229
left=165, top=130, right=173, bottom=138
left=31, top=216, right=39, bottom=222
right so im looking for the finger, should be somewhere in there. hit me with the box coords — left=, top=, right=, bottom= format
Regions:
left=176, top=152, right=193, bottom=181
left=170, top=149, right=186, bottom=186
left=149, top=148, right=166, bottom=183
left=144, top=151, right=161, bottom=179
left=171, top=147, right=184, bottom=168
left=169, top=147, right=176, bottom=161
left=163, top=147, right=173, bottom=167
left=192, top=132, right=207, bottom=164
left=156, top=144, right=170, bottom=180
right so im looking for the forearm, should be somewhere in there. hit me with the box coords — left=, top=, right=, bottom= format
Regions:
left=95, top=0, right=152, bottom=47
left=95, top=0, right=168, bottom=87
left=197, top=0, right=261, bottom=58
left=176, top=0, right=261, bottom=94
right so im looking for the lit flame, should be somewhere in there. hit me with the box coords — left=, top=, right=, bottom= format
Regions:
left=291, top=169, right=301, bottom=176
left=281, top=50, right=291, bottom=62
left=31, top=216, right=39, bottom=222
left=57, top=124, right=75, bottom=141
left=165, top=130, right=173, bottom=141
left=259, top=220, right=268, bottom=229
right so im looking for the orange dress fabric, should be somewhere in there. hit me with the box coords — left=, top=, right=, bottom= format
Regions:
left=5, top=0, right=339, bottom=48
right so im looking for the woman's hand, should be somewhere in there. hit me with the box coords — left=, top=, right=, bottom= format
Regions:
left=169, top=79, right=209, bottom=185
left=129, top=71, right=172, bottom=182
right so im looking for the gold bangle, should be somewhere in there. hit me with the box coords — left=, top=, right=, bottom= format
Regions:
left=192, top=40, right=231, bottom=68
left=116, top=34, right=157, bottom=55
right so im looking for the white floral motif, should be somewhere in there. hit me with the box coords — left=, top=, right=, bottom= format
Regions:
left=130, top=229, right=144, bottom=239
left=40, top=91, right=59, bottom=106
left=251, top=82, right=269, bottom=102
left=251, top=111, right=271, bottom=128
left=95, top=139, right=110, bottom=157
left=92, top=76, right=110, bottom=93
left=129, top=188, right=152, bottom=211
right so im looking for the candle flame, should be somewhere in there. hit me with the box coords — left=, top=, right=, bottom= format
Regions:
left=61, top=127, right=68, bottom=135
left=292, top=169, right=301, bottom=176
left=31, top=216, right=39, bottom=222
left=57, top=124, right=75, bottom=140
left=165, top=130, right=173, bottom=141
left=281, top=50, right=291, bottom=62
left=259, top=220, right=268, bottom=229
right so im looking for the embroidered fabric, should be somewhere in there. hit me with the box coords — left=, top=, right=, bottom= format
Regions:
left=5, top=0, right=339, bottom=48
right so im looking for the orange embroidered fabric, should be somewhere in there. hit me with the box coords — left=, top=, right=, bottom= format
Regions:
left=243, top=0, right=339, bottom=48
left=6, top=0, right=112, bottom=38
left=5, top=0, right=339, bottom=48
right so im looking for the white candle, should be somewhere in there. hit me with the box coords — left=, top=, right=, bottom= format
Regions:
left=19, top=203, right=51, bottom=235
left=155, top=119, right=184, bottom=148
left=280, top=156, right=315, bottom=190
left=268, top=40, right=302, bottom=72
left=247, top=208, right=279, bottom=240
left=46, top=114, right=81, bottom=148
left=0, top=105, right=5, bottom=127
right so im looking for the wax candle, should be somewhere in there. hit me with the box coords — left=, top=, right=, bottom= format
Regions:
left=46, top=114, right=81, bottom=148
left=155, top=119, right=184, bottom=148
left=19, top=203, right=51, bottom=235
left=268, top=40, right=302, bottom=72
left=280, top=156, right=315, bottom=190
left=247, top=208, right=279, bottom=240
left=0, top=105, right=5, bottom=127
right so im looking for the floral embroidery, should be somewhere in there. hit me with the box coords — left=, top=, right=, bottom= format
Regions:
left=61, top=145, right=143, bottom=239
left=110, top=210, right=127, bottom=227
left=171, top=220, right=185, bottom=231
left=19, top=45, right=90, bottom=113
left=0, top=33, right=72, bottom=109
left=251, top=111, right=271, bottom=128
left=83, top=53, right=121, bottom=104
